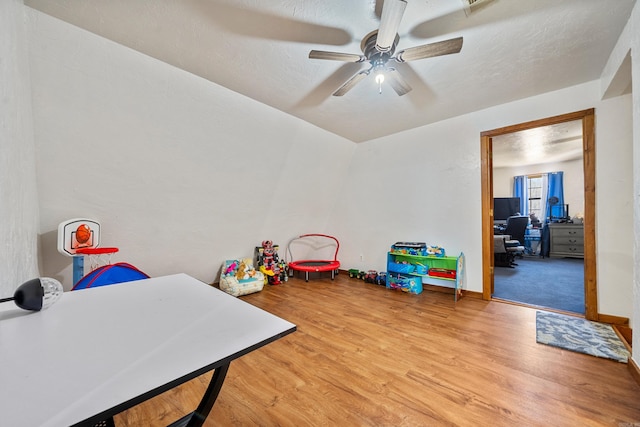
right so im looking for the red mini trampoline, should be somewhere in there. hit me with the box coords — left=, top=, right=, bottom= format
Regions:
left=286, top=234, right=341, bottom=282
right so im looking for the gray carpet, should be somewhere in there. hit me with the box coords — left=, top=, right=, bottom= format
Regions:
left=536, top=311, right=629, bottom=363
left=493, top=256, right=584, bottom=313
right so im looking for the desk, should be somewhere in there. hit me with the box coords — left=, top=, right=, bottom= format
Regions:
left=524, top=228, right=541, bottom=255
left=0, top=274, right=296, bottom=427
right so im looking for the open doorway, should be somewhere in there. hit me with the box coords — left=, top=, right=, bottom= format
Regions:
left=480, top=109, right=598, bottom=321
left=491, top=120, right=584, bottom=313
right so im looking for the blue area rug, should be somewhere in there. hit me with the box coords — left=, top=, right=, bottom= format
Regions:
left=536, top=311, right=629, bottom=363
left=494, top=256, right=584, bottom=313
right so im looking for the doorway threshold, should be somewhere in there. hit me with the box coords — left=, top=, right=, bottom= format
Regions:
left=491, top=296, right=585, bottom=318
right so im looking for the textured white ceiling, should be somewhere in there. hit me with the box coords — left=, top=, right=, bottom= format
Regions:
left=492, top=120, right=583, bottom=168
left=25, top=0, right=635, bottom=142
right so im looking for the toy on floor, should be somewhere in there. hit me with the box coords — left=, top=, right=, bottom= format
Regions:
left=57, top=218, right=147, bottom=288
left=219, top=258, right=265, bottom=296
left=256, top=240, right=282, bottom=285
left=348, top=269, right=364, bottom=279
left=73, top=263, right=149, bottom=290
left=363, top=270, right=378, bottom=284
left=286, top=234, right=341, bottom=282
left=278, top=261, right=289, bottom=283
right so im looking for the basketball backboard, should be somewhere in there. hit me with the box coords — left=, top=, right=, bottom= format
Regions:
left=57, top=218, right=101, bottom=256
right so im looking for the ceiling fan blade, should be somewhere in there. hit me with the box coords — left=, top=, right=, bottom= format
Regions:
left=386, top=68, right=412, bottom=96
left=374, top=0, right=384, bottom=19
left=394, top=37, right=463, bottom=63
left=309, top=50, right=366, bottom=62
left=333, top=70, right=370, bottom=96
left=376, top=0, right=407, bottom=52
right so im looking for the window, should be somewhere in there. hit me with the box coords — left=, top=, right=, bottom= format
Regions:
left=527, top=175, right=543, bottom=219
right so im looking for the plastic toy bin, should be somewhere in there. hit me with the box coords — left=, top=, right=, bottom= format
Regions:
left=388, top=262, right=415, bottom=274
left=386, top=275, right=423, bottom=294
left=390, top=242, right=427, bottom=256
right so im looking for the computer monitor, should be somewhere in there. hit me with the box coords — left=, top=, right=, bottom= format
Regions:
left=550, top=203, right=569, bottom=221
left=494, top=197, right=521, bottom=221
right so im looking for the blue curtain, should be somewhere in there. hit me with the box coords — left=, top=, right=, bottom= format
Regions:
left=547, top=171, right=565, bottom=220
left=513, top=175, right=528, bottom=216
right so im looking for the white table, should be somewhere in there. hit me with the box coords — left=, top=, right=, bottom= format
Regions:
left=0, top=273, right=296, bottom=427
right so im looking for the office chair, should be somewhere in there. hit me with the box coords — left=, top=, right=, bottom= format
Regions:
left=503, top=216, right=529, bottom=265
left=493, top=235, right=513, bottom=267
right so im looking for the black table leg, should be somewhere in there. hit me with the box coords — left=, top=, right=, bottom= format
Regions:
left=168, top=363, right=231, bottom=427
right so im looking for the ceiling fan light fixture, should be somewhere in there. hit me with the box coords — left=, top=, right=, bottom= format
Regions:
left=376, top=0, right=407, bottom=52
left=375, top=71, right=385, bottom=94
left=372, top=62, right=386, bottom=94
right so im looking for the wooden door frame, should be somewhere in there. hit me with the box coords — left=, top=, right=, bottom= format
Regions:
left=480, top=109, right=597, bottom=320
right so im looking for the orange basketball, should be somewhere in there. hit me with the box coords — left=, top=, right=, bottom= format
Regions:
left=76, top=224, right=91, bottom=244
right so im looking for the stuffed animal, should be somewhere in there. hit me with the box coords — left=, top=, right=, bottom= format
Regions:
left=237, top=258, right=258, bottom=280
left=236, top=260, right=247, bottom=280
left=225, top=260, right=238, bottom=276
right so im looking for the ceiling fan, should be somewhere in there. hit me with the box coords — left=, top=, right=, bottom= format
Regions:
left=309, top=0, right=463, bottom=96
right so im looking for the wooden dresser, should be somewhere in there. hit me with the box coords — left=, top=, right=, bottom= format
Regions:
left=549, top=223, right=584, bottom=258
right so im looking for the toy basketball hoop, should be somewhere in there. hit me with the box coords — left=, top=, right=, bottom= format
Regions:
left=57, top=218, right=118, bottom=285
left=75, top=247, right=119, bottom=273
left=57, top=218, right=101, bottom=257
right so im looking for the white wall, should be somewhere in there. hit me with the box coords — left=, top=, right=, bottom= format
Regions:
left=494, top=158, right=585, bottom=218
left=492, top=171, right=512, bottom=199
left=0, top=0, right=41, bottom=297
left=633, top=0, right=640, bottom=371
left=601, top=0, right=639, bottom=364
left=331, top=81, right=634, bottom=322
left=625, top=0, right=640, bottom=365
left=330, top=116, right=482, bottom=283
left=26, top=9, right=355, bottom=288
left=595, top=94, right=634, bottom=324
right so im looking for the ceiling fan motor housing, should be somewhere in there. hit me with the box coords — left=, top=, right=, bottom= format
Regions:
left=361, top=30, right=400, bottom=65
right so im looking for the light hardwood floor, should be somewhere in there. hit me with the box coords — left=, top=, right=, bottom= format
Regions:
left=115, top=275, right=640, bottom=426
